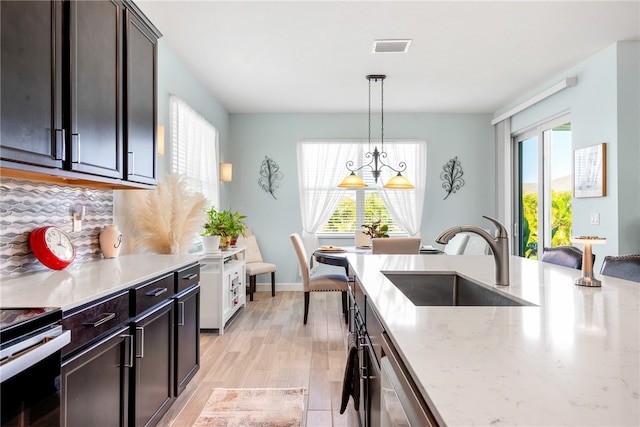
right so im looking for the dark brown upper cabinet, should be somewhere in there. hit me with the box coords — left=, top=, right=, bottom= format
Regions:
left=0, top=0, right=64, bottom=168
left=124, top=5, right=160, bottom=186
left=0, top=0, right=161, bottom=189
left=66, top=0, right=123, bottom=179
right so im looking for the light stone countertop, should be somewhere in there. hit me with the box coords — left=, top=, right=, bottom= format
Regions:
left=0, top=254, right=202, bottom=311
left=346, top=253, right=640, bottom=427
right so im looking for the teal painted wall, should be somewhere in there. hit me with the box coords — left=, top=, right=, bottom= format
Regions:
left=154, top=41, right=231, bottom=200
left=504, top=41, right=640, bottom=263
left=228, top=113, right=494, bottom=283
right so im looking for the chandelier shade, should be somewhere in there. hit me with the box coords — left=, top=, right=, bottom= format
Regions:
left=338, top=75, right=414, bottom=190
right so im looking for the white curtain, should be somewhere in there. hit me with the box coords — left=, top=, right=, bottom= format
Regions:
left=378, top=140, right=427, bottom=237
left=297, top=141, right=359, bottom=259
left=170, top=95, right=220, bottom=209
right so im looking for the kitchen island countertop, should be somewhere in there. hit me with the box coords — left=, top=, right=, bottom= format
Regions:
left=346, top=253, right=639, bottom=426
left=0, top=254, right=202, bottom=311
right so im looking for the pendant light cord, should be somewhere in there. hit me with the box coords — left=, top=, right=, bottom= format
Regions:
left=381, top=77, right=384, bottom=152
left=368, top=77, right=372, bottom=153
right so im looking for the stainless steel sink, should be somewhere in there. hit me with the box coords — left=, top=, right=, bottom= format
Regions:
left=383, top=273, right=534, bottom=306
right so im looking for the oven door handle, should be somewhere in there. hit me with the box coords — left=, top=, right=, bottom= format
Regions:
left=0, top=327, right=71, bottom=382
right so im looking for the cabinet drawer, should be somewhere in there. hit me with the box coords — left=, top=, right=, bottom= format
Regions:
left=62, top=290, right=129, bottom=357
left=175, top=264, right=200, bottom=293
left=131, top=273, right=175, bottom=316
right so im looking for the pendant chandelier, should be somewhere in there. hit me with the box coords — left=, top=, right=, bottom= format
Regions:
left=338, top=74, right=414, bottom=189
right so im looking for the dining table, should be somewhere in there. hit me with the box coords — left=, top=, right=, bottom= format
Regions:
left=313, top=245, right=445, bottom=275
left=312, top=246, right=369, bottom=275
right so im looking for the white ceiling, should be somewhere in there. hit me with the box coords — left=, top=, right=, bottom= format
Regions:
left=137, top=1, right=640, bottom=114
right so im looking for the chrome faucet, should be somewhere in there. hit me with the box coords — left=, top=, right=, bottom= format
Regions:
left=435, top=216, right=510, bottom=286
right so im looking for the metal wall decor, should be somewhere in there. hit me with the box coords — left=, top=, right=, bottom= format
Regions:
left=258, top=156, right=283, bottom=199
left=440, top=156, right=465, bottom=200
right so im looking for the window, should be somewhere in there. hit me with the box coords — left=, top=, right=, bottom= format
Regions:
left=514, top=114, right=572, bottom=259
left=297, top=140, right=426, bottom=238
left=170, top=95, right=220, bottom=208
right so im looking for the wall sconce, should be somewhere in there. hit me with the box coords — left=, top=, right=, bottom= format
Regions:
left=220, top=163, right=233, bottom=182
left=157, top=124, right=165, bottom=157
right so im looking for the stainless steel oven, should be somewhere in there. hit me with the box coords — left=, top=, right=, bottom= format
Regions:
left=0, top=308, right=71, bottom=427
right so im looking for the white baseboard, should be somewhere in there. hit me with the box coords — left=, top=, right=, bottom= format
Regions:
left=253, top=282, right=303, bottom=292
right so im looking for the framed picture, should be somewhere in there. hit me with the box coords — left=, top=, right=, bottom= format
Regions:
left=574, top=143, right=606, bottom=198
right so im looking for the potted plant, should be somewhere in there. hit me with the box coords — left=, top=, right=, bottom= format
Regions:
left=362, top=219, right=389, bottom=239
left=201, top=207, right=247, bottom=250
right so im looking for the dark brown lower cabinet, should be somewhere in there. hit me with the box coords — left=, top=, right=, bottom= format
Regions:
left=174, top=285, right=200, bottom=396
left=130, top=299, right=174, bottom=427
left=61, top=326, right=131, bottom=427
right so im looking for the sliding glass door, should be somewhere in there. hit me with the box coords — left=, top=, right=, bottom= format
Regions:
left=515, top=114, right=572, bottom=259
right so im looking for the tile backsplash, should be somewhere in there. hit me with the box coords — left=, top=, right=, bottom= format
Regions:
left=0, top=177, right=113, bottom=278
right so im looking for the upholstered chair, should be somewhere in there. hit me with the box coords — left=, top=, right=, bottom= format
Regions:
left=541, top=246, right=591, bottom=270
left=237, top=233, right=276, bottom=301
left=443, top=234, right=470, bottom=255
left=600, top=254, right=640, bottom=282
left=371, top=237, right=421, bottom=254
left=290, top=233, right=348, bottom=325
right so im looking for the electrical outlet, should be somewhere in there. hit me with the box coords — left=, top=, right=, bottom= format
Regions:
left=590, top=213, right=600, bottom=225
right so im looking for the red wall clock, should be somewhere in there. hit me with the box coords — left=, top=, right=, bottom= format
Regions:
left=29, top=226, right=76, bottom=270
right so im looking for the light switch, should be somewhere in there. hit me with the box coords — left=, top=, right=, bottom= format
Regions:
left=590, top=213, right=600, bottom=225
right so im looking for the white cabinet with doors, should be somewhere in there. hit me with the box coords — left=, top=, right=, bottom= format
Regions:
left=199, top=247, right=246, bottom=334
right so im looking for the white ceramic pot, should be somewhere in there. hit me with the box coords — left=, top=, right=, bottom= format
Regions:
left=99, top=225, right=123, bottom=258
left=202, top=235, right=221, bottom=253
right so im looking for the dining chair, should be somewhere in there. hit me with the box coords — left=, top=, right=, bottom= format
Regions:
left=371, top=237, right=421, bottom=254
left=290, top=233, right=348, bottom=324
left=236, top=228, right=276, bottom=301
left=442, top=234, right=469, bottom=255
left=600, top=254, right=640, bottom=282
left=355, top=230, right=370, bottom=248
left=540, top=246, right=590, bottom=270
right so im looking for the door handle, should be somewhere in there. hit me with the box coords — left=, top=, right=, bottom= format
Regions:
left=53, top=129, right=65, bottom=160
left=71, top=133, right=80, bottom=163
left=178, top=302, right=185, bottom=326
left=128, top=151, right=135, bottom=175
left=135, top=326, right=144, bottom=359
left=121, top=334, right=134, bottom=368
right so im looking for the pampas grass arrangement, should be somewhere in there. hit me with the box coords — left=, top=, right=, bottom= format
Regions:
left=124, top=174, right=208, bottom=254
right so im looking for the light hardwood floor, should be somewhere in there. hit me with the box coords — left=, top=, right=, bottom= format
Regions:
left=159, top=291, right=359, bottom=427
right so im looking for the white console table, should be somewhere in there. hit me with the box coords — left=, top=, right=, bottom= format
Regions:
left=199, top=247, right=246, bottom=334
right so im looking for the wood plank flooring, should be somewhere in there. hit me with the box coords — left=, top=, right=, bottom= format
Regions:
left=159, top=291, right=359, bottom=427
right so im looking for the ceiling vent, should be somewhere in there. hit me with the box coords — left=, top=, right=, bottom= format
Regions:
left=372, top=39, right=412, bottom=53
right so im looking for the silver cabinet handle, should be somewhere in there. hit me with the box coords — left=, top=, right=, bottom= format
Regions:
left=135, top=326, right=144, bottom=359
left=121, top=334, right=134, bottom=368
left=128, top=151, right=135, bottom=175
left=146, top=287, right=167, bottom=297
left=71, top=133, right=80, bottom=163
left=54, top=128, right=65, bottom=160
left=84, top=312, right=115, bottom=328
left=178, top=302, right=185, bottom=326
left=182, top=273, right=198, bottom=280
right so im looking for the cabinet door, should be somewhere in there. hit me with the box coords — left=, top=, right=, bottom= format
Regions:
left=0, top=0, right=64, bottom=168
left=61, top=326, right=131, bottom=427
left=67, top=0, right=123, bottom=179
left=124, top=9, right=158, bottom=185
left=131, top=299, right=174, bottom=427
left=174, top=285, right=200, bottom=396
